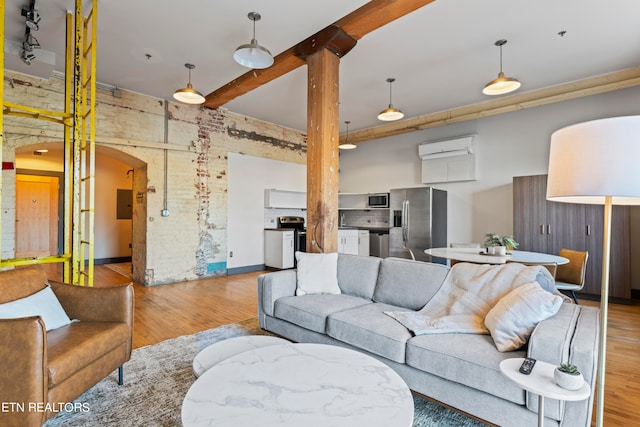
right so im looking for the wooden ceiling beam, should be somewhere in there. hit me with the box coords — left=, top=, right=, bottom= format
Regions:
left=203, top=0, right=437, bottom=109
left=343, top=67, right=640, bottom=144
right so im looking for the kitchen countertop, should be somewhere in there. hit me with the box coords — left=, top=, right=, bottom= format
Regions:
left=340, top=226, right=390, bottom=232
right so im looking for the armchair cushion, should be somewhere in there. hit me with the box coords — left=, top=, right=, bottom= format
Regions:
left=0, top=285, right=71, bottom=331
left=47, top=322, right=130, bottom=386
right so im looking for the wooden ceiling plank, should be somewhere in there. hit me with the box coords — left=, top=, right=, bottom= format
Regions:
left=344, top=67, right=640, bottom=144
left=204, top=0, right=437, bottom=109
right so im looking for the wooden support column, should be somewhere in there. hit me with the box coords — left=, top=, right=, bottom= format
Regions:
left=306, top=48, right=340, bottom=253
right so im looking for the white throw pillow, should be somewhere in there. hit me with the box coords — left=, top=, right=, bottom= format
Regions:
left=0, top=284, right=72, bottom=331
left=295, top=251, right=341, bottom=296
left=485, top=281, right=563, bottom=352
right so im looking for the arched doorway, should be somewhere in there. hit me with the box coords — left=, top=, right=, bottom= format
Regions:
left=14, top=142, right=148, bottom=283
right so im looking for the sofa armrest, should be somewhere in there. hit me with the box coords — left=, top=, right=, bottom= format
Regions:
left=257, top=270, right=297, bottom=318
left=527, top=303, right=599, bottom=425
left=49, top=280, right=134, bottom=329
left=0, top=316, right=48, bottom=426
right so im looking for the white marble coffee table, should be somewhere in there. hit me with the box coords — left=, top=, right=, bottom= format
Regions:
left=192, top=335, right=290, bottom=377
left=182, top=343, right=414, bottom=427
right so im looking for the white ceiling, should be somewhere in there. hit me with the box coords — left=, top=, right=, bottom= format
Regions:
left=4, top=0, right=640, bottom=135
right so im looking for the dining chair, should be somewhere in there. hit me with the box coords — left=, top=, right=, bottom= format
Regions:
left=554, top=248, right=589, bottom=304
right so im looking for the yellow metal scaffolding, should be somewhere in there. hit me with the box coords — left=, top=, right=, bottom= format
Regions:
left=1, top=0, right=97, bottom=286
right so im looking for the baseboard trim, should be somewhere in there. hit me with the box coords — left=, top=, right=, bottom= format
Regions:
left=227, top=264, right=266, bottom=275
left=95, top=257, right=132, bottom=265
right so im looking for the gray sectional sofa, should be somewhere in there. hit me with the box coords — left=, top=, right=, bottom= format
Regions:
left=257, top=254, right=599, bottom=427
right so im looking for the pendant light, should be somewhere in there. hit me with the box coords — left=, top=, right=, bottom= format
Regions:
left=377, top=78, right=404, bottom=121
left=339, top=121, right=356, bottom=150
left=233, top=12, right=274, bottom=69
left=483, top=39, right=521, bottom=96
left=173, top=63, right=205, bottom=105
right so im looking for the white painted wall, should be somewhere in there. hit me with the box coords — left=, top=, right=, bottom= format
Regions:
left=95, top=155, right=133, bottom=259
left=227, top=153, right=306, bottom=269
left=339, top=86, right=640, bottom=287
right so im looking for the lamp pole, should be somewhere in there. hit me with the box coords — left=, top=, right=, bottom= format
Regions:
left=595, top=196, right=612, bottom=426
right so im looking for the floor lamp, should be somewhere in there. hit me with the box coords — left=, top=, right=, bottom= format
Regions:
left=546, top=116, right=640, bottom=426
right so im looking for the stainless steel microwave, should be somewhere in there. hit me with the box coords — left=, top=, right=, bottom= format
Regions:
left=367, top=193, right=389, bottom=208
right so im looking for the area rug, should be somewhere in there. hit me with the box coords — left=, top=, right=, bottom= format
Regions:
left=44, top=318, right=485, bottom=427
left=103, top=262, right=133, bottom=279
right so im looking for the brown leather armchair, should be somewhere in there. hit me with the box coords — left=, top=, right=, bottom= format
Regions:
left=0, top=265, right=134, bottom=427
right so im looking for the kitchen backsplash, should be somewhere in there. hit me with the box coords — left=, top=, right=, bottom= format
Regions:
left=340, top=209, right=390, bottom=228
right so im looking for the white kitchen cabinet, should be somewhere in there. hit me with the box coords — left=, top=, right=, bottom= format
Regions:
left=264, top=230, right=294, bottom=269
left=338, top=229, right=359, bottom=255
left=358, top=230, right=370, bottom=256
left=264, top=189, right=306, bottom=209
left=338, top=193, right=367, bottom=210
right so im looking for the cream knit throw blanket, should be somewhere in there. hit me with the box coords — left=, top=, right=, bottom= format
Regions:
left=385, top=262, right=561, bottom=335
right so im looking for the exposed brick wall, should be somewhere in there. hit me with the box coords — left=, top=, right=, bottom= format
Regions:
left=2, top=70, right=307, bottom=284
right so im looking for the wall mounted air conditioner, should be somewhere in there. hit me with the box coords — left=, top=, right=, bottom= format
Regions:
left=419, top=135, right=477, bottom=184
left=418, top=135, right=475, bottom=160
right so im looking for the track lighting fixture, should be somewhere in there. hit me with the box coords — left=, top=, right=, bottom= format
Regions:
left=21, top=3, right=41, bottom=32
left=173, top=64, right=205, bottom=105
left=20, top=50, right=36, bottom=65
left=20, top=1, right=41, bottom=65
left=377, top=78, right=404, bottom=121
left=483, top=39, right=521, bottom=96
left=234, top=12, right=274, bottom=69
left=22, top=33, right=40, bottom=52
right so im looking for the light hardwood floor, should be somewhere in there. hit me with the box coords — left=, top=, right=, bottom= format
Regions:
left=47, top=264, right=640, bottom=426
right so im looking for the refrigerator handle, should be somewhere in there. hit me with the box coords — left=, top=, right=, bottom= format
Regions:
left=405, top=200, right=410, bottom=242
left=402, top=200, right=408, bottom=242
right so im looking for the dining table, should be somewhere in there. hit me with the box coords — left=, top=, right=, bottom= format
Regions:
left=424, top=247, right=569, bottom=266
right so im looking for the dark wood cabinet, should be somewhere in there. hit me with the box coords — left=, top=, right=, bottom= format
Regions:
left=513, top=174, right=630, bottom=300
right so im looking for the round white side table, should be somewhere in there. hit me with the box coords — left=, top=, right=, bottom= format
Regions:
left=499, top=358, right=590, bottom=427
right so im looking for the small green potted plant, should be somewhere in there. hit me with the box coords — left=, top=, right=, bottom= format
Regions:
left=483, top=233, right=519, bottom=255
left=554, top=363, right=584, bottom=390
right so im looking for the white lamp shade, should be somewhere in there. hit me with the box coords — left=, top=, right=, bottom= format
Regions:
left=233, top=40, right=274, bottom=69
left=546, top=116, right=640, bottom=205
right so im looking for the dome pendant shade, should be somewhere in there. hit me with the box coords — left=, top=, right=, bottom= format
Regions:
left=377, top=106, right=404, bottom=121
left=339, top=120, right=357, bottom=149
left=482, top=71, right=521, bottom=95
left=483, top=39, right=520, bottom=96
left=234, top=39, right=274, bottom=69
left=234, top=12, right=273, bottom=69
left=173, top=64, right=205, bottom=105
left=378, top=78, right=404, bottom=121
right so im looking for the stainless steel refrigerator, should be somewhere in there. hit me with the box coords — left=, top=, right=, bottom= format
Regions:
left=388, top=187, right=447, bottom=263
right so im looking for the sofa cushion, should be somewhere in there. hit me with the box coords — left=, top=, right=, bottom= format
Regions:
left=47, top=321, right=130, bottom=387
left=405, top=333, right=526, bottom=405
left=327, top=302, right=414, bottom=363
left=0, top=285, right=72, bottom=331
left=295, top=252, right=340, bottom=296
left=485, top=281, right=563, bottom=352
left=373, top=258, right=449, bottom=310
left=337, top=254, right=381, bottom=300
left=274, top=294, right=372, bottom=333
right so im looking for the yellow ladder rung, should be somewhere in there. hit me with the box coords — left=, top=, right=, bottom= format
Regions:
left=83, top=109, right=93, bottom=119
left=83, top=43, right=93, bottom=57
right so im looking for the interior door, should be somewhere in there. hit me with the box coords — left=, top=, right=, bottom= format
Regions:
left=15, top=175, right=59, bottom=258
